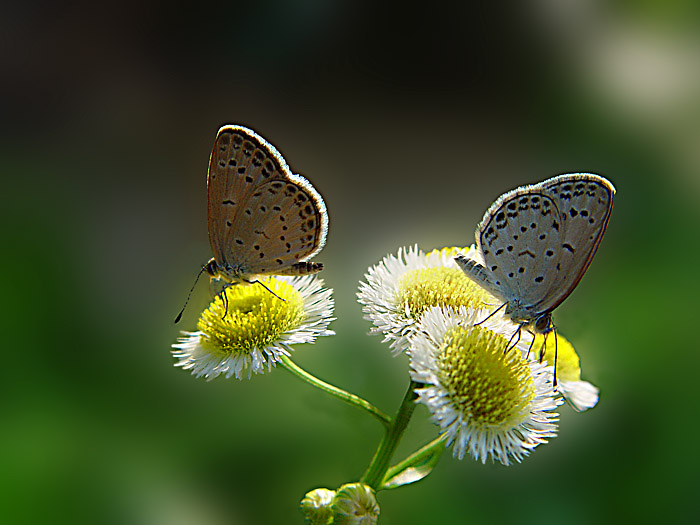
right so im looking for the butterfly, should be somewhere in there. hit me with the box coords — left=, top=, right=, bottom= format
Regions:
left=455, top=173, right=615, bottom=341
left=176, top=125, right=328, bottom=322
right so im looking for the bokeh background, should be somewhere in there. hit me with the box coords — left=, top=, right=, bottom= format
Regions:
left=3, top=2, right=699, bottom=523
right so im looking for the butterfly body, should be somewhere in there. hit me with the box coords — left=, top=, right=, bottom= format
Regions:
left=205, top=125, right=328, bottom=286
left=456, top=173, right=615, bottom=332
left=203, top=257, right=324, bottom=284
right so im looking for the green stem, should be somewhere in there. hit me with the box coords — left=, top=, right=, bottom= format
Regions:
left=279, top=355, right=391, bottom=428
left=361, top=380, right=419, bottom=489
left=381, top=434, right=447, bottom=487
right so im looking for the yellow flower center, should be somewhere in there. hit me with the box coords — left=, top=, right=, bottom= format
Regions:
left=439, top=326, right=535, bottom=431
left=397, top=266, right=492, bottom=320
left=197, top=278, right=305, bottom=356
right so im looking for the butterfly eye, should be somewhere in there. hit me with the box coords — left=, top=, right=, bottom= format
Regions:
left=534, top=313, right=552, bottom=333
left=205, top=259, right=219, bottom=277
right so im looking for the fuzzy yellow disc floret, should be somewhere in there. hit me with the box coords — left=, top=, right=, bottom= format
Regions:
left=197, top=278, right=305, bottom=356
left=397, top=266, right=493, bottom=320
left=439, top=326, right=535, bottom=431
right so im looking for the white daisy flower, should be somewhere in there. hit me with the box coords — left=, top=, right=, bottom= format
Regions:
left=172, top=275, right=334, bottom=380
left=408, top=306, right=563, bottom=466
left=357, top=246, right=494, bottom=355
left=530, top=332, right=600, bottom=411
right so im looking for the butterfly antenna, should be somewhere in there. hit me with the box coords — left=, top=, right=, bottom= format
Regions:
left=174, top=266, right=208, bottom=323
left=536, top=322, right=558, bottom=389
left=552, top=324, right=558, bottom=390
left=538, top=331, right=548, bottom=363
left=475, top=302, right=507, bottom=327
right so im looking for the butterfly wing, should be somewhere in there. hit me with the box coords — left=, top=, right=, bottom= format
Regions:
left=207, top=125, right=327, bottom=275
left=473, top=187, right=565, bottom=318
left=533, top=173, right=615, bottom=313
left=228, top=176, right=328, bottom=275
left=207, top=125, right=283, bottom=266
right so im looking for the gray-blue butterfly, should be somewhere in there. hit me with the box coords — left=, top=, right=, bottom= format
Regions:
left=456, top=173, right=615, bottom=335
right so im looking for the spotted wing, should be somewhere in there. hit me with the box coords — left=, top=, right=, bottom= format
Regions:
left=474, top=188, right=565, bottom=319
left=207, top=125, right=328, bottom=275
left=223, top=177, right=327, bottom=275
left=535, top=173, right=615, bottom=313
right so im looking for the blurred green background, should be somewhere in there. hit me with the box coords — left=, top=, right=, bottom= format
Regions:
left=2, top=2, right=699, bottom=523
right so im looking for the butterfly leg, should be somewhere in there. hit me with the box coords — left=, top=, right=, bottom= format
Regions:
left=504, top=324, right=522, bottom=353
left=243, top=278, right=285, bottom=302
left=525, top=331, right=536, bottom=360
left=474, top=302, right=507, bottom=327
left=219, top=286, right=230, bottom=320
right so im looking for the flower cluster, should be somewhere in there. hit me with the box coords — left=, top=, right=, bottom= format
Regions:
left=358, top=246, right=599, bottom=465
left=170, top=245, right=599, bottom=469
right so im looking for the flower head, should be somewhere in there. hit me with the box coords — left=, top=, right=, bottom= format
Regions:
left=172, top=275, right=334, bottom=380
left=409, top=306, right=562, bottom=465
left=357, top=246, right=494, bottom=354
left=300, top=488, right=336, bottom=525
left=331, top=483, right=380, bottom=525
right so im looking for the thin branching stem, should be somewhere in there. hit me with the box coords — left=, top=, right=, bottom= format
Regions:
left=279, top=355, right=391, bottom=428
left=361, top=380, right=419, bottom=489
